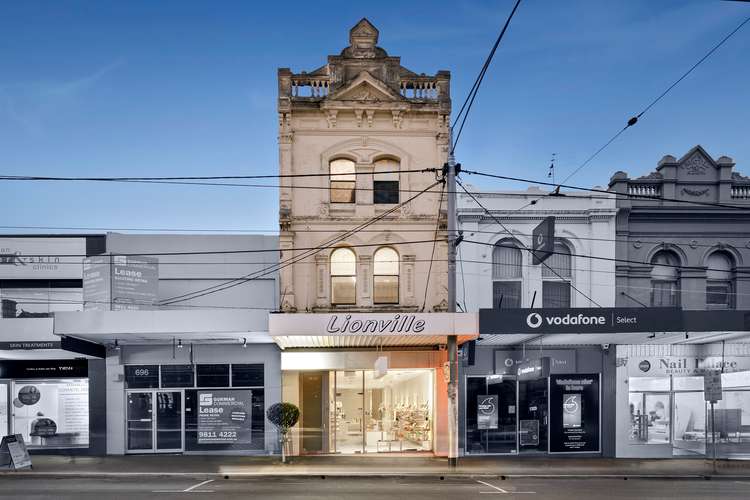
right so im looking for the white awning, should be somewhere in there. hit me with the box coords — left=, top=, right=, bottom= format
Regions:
left=53, top=309, right=273, bottom=345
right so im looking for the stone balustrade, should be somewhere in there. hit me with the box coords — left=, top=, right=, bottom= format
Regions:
left=399, top=78, right=439, bottom=99
left=627, top=183, right=661, bottom=198
left=731, top=185, right=750, bottom=199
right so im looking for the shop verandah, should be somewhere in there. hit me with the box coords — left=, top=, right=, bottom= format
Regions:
left=466, top=307, right=750, bottom=459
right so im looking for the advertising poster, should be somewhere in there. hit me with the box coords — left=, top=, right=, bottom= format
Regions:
left=83, top=255, right=159, bottom=310
left=197, top=390, right=252, bottom=444
left=477, top=395, right=499, bottom=430
left=549, top=374, right=600, bottom=453
left=11, top=379, right=89, bottom=448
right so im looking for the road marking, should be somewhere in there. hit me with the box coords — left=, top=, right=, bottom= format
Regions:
left=185, top=480, right=214, bottom=492
left=152, top=479, right=216, bottom=493
left=476, top=479, right=536, bottom=495
left=476, top=480, right=509, bottom=494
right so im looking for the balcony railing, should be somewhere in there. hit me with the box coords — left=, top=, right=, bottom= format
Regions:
left=731, top=185, right=750, bottom=199
left=627, top=184, right=661, bottom=197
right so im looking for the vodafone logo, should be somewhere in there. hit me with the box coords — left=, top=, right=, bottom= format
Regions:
left=526, top=313, right=543, bottom=328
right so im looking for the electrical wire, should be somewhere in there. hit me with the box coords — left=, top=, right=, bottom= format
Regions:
left=560, top=13, right=750, bottom=185
left=451, top=0, right=523, bottom=154
left=0, top=168, right=436, bottom=182
left=457, top=178, right=603, bottom=307
left=421, top=181, right=446, bottom=311
left=463, top=169, right=750, bottom=211
left=159, top=181, right=444, bottom=305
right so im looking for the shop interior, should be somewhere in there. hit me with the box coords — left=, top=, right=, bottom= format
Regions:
left=285, top=369, right=434, bottom=455
left=628, top=371, right=750, bottom=459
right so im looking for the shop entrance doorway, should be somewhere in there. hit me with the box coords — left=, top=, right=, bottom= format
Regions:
left=126, top=390, right=183, bottom=453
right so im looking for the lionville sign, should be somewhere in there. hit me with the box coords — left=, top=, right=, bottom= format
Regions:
left=269, top=312, right=478, bottom=338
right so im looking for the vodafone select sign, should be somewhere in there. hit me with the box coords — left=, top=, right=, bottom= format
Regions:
left=481, top=307, right=684, bottom=334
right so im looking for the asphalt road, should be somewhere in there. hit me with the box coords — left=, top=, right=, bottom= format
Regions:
left=0, top=476, right=748, bottom=499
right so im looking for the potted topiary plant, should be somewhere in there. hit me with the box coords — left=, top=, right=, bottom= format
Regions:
left=266, top=402, right=300, bottom=463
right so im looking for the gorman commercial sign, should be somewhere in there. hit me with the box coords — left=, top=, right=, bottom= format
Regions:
left=480, top=308, right=750, bottom=335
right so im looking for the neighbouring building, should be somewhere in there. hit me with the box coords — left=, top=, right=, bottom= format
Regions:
left=457, top=187, right=619, bottom=457
left=608, top=145, right=750, bottom=459
left=53, top=233, right=281, bottom=456
left=271, top=18, right=476, bottom=457
left=0, top=234, right=107, bottom=455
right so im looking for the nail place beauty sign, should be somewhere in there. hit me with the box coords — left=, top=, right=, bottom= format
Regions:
left=269, top=312, right=478, bottom=338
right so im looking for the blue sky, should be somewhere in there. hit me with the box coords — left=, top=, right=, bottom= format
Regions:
left=1, top=0, right=749, bottom=234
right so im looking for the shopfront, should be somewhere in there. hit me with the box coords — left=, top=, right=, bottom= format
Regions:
left=0, top=358, right=106, bottom=454
left=463, top=348, right=605, bottom=456
left=270, top=313, right=477, bottom=457
left=123, top=362, right=266, bottom=454
left=616, top=344, right=750, bottom=459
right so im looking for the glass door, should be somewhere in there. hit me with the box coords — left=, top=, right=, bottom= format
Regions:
left=334, top=371, right=364, bottom=454
left=127, top=392, right=153, bottom=451
left=155, top=391, right=183, bottom=451
left=127, top=390, right=184, bottom=453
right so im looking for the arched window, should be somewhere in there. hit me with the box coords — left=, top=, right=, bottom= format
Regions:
left=330, top=247, right=356, bottom=305
left=373, top=247, right=399, bottom=304
left=373, top=158, right=399, bottom=204
left=492, top=239, right=522, bottom=308
left=706, top=251, right=735, bottom=309
left=650, top=250, right=680, bottom=307
left=330, top=159, right=356, bottom=203
left=542, top=240, right=572, bottom=308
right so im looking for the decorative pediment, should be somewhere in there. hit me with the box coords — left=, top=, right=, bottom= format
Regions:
left=677, top=145, right=717, bottom=176
left=326, top=71, right=403, bottom=103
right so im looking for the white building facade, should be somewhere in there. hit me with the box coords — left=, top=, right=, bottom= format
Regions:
left=457, top=187, right=617, bottom=313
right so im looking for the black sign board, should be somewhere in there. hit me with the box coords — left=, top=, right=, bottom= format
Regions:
left=477, top=395, right=499, bottom=430
left=532, top=216, right=555, bottom=265
left=0, top=341, right=61, bottom=350
left=549, top=374, right=600, bottom=453
left=125, top=365, right=159, bottom=389
left=0, top=359, right=87, bottom=379
left=0, top=434, right=32, bottom=470
left=480, top=307, right=687, bottom=334
left=61, top=336, right=106, bottom=358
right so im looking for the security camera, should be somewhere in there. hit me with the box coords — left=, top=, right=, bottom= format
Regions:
left=602, top=343, right=610, bottom=351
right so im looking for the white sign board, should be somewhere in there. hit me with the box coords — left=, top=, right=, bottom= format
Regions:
left=0, top=238, right=85, bottom=279
left=704, top=370, right=723, bottom=403
left=269, top=313, right=478, bottom=337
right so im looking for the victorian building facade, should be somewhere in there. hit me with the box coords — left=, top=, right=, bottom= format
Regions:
left=270, top=19, right=475, bottom=457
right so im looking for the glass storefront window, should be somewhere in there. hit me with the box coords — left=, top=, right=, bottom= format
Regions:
left=673, top=376, right=704, bottom=391
left=231, top=364, right=264, bottom=387
left=629, top=377, right=669, bottom=392
left=628, top=391, right=670, bottom=444
left=196, top=364, right=230, bottom=388
left=161, top=365, right=194, bottom=388
left=11, top=378, right=89, bottom=448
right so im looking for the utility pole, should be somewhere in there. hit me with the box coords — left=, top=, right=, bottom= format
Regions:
left=445, top=147, right=460, bottom=468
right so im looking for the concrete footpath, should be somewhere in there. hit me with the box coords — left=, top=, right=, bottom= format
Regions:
left=2, top=455, right=750, bottom=479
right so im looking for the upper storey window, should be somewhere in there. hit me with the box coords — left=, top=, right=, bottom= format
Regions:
left=330, top=247, right=356, bottom=305
left=373, top=159, right=399, bottom=204
left=542, top=241, right=572, bottom=308
left=492, top=239, right=522, bottom=309
left=706, top=251, right=735, bottom=309
left=651, top=250, right=680, bottom=307
left=373, top=247, right=399, bottom=304
left=330, top=159, right=356, bottom=203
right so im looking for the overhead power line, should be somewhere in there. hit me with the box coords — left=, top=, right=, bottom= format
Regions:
left=457, top=179, right=603, bottom=307
left=0, top=168, right=437, bottom=183
left=159, top=180, right=445, bottom=305
left=463, top=169, right=750, bottom=211
left=560, top=13, right=750, bottom=185
left=451, top=0, right=523, bottom=154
